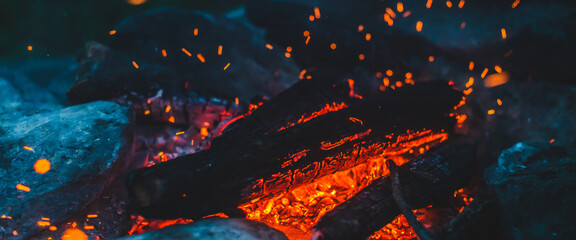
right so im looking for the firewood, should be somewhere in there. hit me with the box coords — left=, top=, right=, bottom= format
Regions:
left=312, top=139, right=477, bottom=240
left=126, top=82, right=462, bottom=220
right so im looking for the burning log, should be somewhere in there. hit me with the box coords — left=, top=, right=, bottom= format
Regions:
left=126, top=81, right=462, bottom=220
left=312, top=139, right=477, bottom=240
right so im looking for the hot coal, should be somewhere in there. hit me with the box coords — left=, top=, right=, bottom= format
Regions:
left=0, top=101, right=134, bottom=239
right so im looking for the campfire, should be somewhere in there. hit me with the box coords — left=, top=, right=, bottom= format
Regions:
left=1, top=0, right=576, bottom=240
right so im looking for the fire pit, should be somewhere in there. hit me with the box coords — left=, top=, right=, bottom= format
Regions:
left=1, top=0, right=576, bottom=239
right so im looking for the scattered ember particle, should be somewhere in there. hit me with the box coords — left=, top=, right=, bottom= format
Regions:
left=349, top=117, right=363, bottom=125
left=469, top=61, right=474, bottom=70
left=384, top=13, right=394, bottom=26
left=84, top=226, right=95, bottom=230
left=416, top=21, right=423, bottom=32
left=286, top=46, right=293, bottom=52
left=386, top=69, right=393, bottom=76
left=358, top=54, right=365, bottom=60
left=396, top=81, right=403, bottom=87
left=497, top=99, right=502, bottom=105
left=218, top=45, right=223, bottom=55
left=465, top=77, right=474, bottom=88
left=405, top=72, right=413, bottom=79
left=305, top=36, right=311, bottom=45
left=456, top=114, right=467, bottom=124
left=383, top=77, right=390, bottom=86
left=550, top=139, right=555, bottom=144
left=161, top=49, right=167, bottom=57
left=265, top=44, right=274, bottom=50
left=144, top=110, right=150, bottom=115
left=512, top=0, right=520, bottom=8
left=446, top=1, right=453, bottom=8
left=403, top=11, right=411, bottom=17
left=13, top=230, right=17, bottom=236
left=132, top=61, right=139, bottom=69
left=494, top=65, right=502, bottom=73
left=357, top=25, right=364, bottom=32
left=181, top=48, right=192, bottom=57
left=196, top=53, right=205, bottom=63
left=126, top=0, right=147, bottom=5
left=504, top=50, right=513, bottom=57
left=397, top=2, right=404, bottom=12
left=426, top=0, right=433, bottom=8
left=303, top=31, right=310, bottom=37
left=200, top=127, right=209, bottom=137
left=463, top=88, right=473, bottom=95
left=385, top=8, right=397, bottom=18
left=487, top=109, right=495, bottom=115
left=460, top=22, right=466, bottom=29
left=62, top=228, right=88, bottom=240
left=202, top=213, right=229, bottom=219
left=27, top=45, right=33, bottom=51
left=168, top=116, right=175, bottom=123
left=37, top=220, right=51, bottom=227
left=299, top=69, right=307, bottom=79
left=224, top=63, right=230, bottom=70
left=165, top=105, right=171, bottom=113
left=235, top=98, right=239, bottom=105
left=347, top=79, right=364, bottom=99
left=314, top=7, right=321, bottom=19
left=484, top=72, right=509, bottom=87
left=285, top=52, right=291, bottom=58
left=481, top=68, right=489, bottom=78
left=109, top=30, right=117, bottom=35
left=330, top=43, right=337, bottom=49
left=23, top=146, right=34, bottom=151
left=193, top=28, right=198, bottom=36
left=458, top=0, right=465, bottom=8
left=34, top=159, right=51, bottom=174
left=16, top=184, right=30, bottom=192
left=87, top=214, right=98, bottom=218
left=49, top=226, right=57, bottom=231
left=501, top=28, right=507, bottom=39
left=309, top=15, right=315, bottom=21
left=428, top=56, right=435, bottom=62
left=365, top=33, right=372, bottom=41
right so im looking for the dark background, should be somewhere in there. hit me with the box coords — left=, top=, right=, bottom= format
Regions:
left=0, top=0, right=245, bottom=60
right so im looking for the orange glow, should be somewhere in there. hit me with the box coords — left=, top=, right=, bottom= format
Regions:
left=512, top=0, right=520, bottom=8
left=330, top=43, right=337, bottom=50
left=62, top=228, right=88, bottom=240
left=49, top=226, right=57, bottom=231
left=494, top=65, right=502, bottom=73
left=469, top=61, right=474, bottom=71
left=405, top=72, right=413, bottom=79
left=397, top=2, right=404, bottom=12
left=286, top=46, right=293, bottom=52
left=181, top=48, right=192, bottom=57
left=403, top=11, right=411, bottom=17
left=34, top=159, right=51, bottom=174
left=497, top=99, right=502, bottom=105
left=383, top=78, right=390, bottom=87
left=27, top=45, right=33, bottom=51
left=456, top=114, right=467, bottom=124
left=234, top=98, right=240, bottom=105
left=460, top=22, right=467, bottom=29
left=12, top=230, right=17, bottom=236
left=87, top=214, right=98, bottom=218
left=278, top=102, right=348, bottom=131
left=416, top=21, right=423, bottom=32
left=358, top=54, right=365, bottom=60
left=240, top=130, right=449, bottom=234
left=309, top=15, right=315, bottom=21
left=285, top=52, right=291, bottom=58
left=24, top=146, right=34, bottom=151
left=550, top=139, right=555, bottom=144
left=132, top=61, right=139, bottom=69
left=488, top=109, right=495, bottom=115
left=384, top=14, right=394, bottom=26
left=161, top=49, right=167, bottom=57
left=463, top=88, right=473, bottom=95
left=266, top=44, right=274, bottom=50
left=348, top=117, right=363, bottom=125
left=16, top=184, right=30, bottom=192
left=193, top=28, right=199, bottom=36
left=168, top=116, right=175, bottom=123
left=428, top=56, right=435, bottom=62
left=223, top=63, right=230, bottom=70
left=501, top=28, right=507, bottom=39
left=458, top=0, right=465, bottom=8
left=37, top=220, right=51, bottom=227
left=202, top=213, right=229, bottom=219
left=84, top=226, right=94, bottom=230
left=446, top=0, right=453, bottom=8
left=144, top=110, right=150, bottom=115
left=348, top=79, right=363, bottom=99
left=126, top=0, right=147, bottom=5
left=385, top=8, right=397, bottom=19
left=200, top=127, right=209, bottom=137
left=299, top=69, right=307, bottom=79
left=395, top=81, right=403, bottom=87
left=465, top=77, right=474, bottom=88
left=321, top=129, right=372, bottom=150
left=365, top=33, right=372, bottom=41
left=109, top=30, right=117, bottom=35
left=165, top=105, right=171, bottom=113
left=196, top=53, right=205, bottom=63
left=386, top=70, right=393, bottom=76
left=426, top=0, right=433, bottom=8
left=303, top=31, right=310, bottom=37
left=305, top=36, right=311, bottom=45
left=484, top=72, right=509, bottom=88
left=358, top=25, right=364, bottom=32
left=481, top=68, right=489, bottom=78
left=218, top=45, right=223, bottom=55
left=314, top=7, right=321, bottom=19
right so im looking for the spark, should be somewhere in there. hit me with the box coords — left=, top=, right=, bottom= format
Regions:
left=396, top=81, right=403, bottom=87
left=168, top=116, right=175, bottom=123
left=303, top=31, right=310, bottom=37
left=384, top=14, right=394, bottom=26
left=494, top=65, right=503, bottom=73
left=285, top=52, right=291, bottom=58
left=181, top=48, right=192, bottom=57
left=286, top=46, right=293, bottom=52
left=144, top=110, right=150, bottom=115
left=16, top=184, right=30, bottom=192
left=497, top=99, right=502, bottom=105
left=62, top=228, right=88, bottom=240
left=126, top=0, right=147, bottom=5
left=165, top=105, right=171, bottom=113
left=446, top=1, right=453, bottom=8
left=484, top=72, right=509, bottom=87
left=416, top=21, right=423, bottom=32
left=385, top=8, right=397, bottom=18
left=161, top=49, right=167, bottom=57
left=397, top=2, right=404, bottom=12
left=34, top=159, right=50, bottom=174
left=299, top=69, right=307, bottom=79
left=37, top=221, right=51, bottom=227
left=426, top=0, right=433, bottom=8
left=223, top=63, right=230, bottom=70
left=193, top=28, right=198, bottom=36
left=481, top=68, right=489, bottom=78
left=383, top=78, right=390, bottom=86
left=512, top=0, right=520, bottom=8
left=13, top=230, right=17, bottom=236
left=265, top=44, right=274, bottom=50
left=501, top=28, right=507, bottom=39
left=49, top=226, right=57, bottom=231
left=87, top=214, right=98, bottom=218
left=460, top=22, right=466, bottom=29
left=109, top=30, right=117, bottom=35
left=358, top=25, right=364, bottom=32
left=463, top=88, right=473, bottom=95
left=235, top=98, right=240, bottom=105
left=314, top=7, right=321, bottom=19
left=403, top=11, right=411, bottom=17
left=386, top=70, right=393, bottom=76
left=458, top=0, right=465, bottom=8
left=309, top=15, right=315, bottom=21
left=428, top=56, right=435, bottom=62
left=469, top=61, right=474, bottom=70
left=132, top=61, right=139, bottom=69
left=196, top=53, right=205, bottom=63
left=405, top=72, right=413, bottom=79
left=465, top=77, right=474, bottom=88
left=84, top=226, right=95, bottom=230
left=487, top=109, right=495, bottom=115
left=27, top=45, right=33, bottom=51
left=23, top=146, right=34, bottom=151
left=549, top=139, right=555, bottom=144
left=218, top=45, right=223, bottom=55
left=200, top=127, right=209, bottom=137
left=358, top=54, right=365, bottom=60
left=349, top=117, right=363, bottom=125
left=305, top=36, right=311, bottom=45
left=365, top=33, right=372, bottom=41
left=330, top=43, right=337, bottom=49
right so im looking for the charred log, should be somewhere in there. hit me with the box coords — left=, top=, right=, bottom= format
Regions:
left=127, top=82, right=462, bottom=220
left=312, top=139, right=477, bottom=240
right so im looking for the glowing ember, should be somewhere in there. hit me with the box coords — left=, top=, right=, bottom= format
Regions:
left=426, top=0, right=433, bottom=9
left=484, top=72, right=509, bottom=88
left=16, top=184, right=31, bottom=192
left=278, top=102, right=348, bottom=131
left=196, top=53, right=206, bottom=63
left=34, top=159, right=51, bottom=174
left=501, top=28, right=507, bottom=39
left=416, top=21, right=423, bottom=32
left=109, top=30, right=117, bottom=35
left=23, top=146, right=34, bottom=151
left=62, top=228, right=88, bottom=240
left=132, top=61, right=139, bottom=69
left=239, top=130, right=448, bottom=235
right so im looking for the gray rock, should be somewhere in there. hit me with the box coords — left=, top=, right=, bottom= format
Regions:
left=485, top=143, right=576, bottom=240
left=0, top=101, right=134, bottom=239
left=118, top=218, right=288, bottom=240
left=0, top=68, right=63, bottom=112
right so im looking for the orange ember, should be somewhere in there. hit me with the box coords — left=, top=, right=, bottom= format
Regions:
left=278, top=102, right=348, bottom=131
